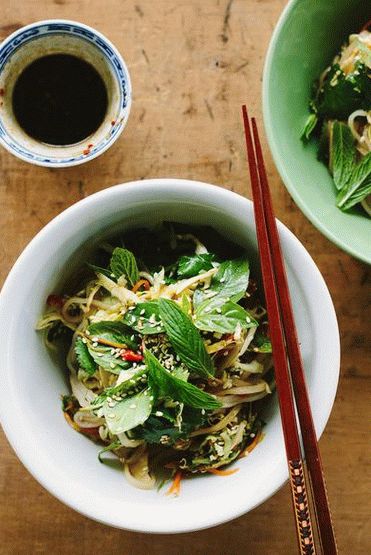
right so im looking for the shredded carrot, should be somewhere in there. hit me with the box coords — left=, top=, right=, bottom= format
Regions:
left=132, top=279, right=150, bottom=293
left=207, top=467, right=239, bottom=476
left=166, top=471, right=182, bottom=496
left=239, top=431, right=264, bottom=458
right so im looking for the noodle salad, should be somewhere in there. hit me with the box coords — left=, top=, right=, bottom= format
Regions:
left=38, top=225, right=273, bottom=492
left=301, top=27, right=371, bottom=215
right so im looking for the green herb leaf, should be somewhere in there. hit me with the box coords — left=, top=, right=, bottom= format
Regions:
left=158, top=298, right=214, bottom=378
left=336, top=152, right=371, bottom=210
left=137, top=416, right=186, bottom=445
left=87, top=263, right=112, bottom=279
left=123, top=301, right=165, bottom=334
left=177, top=253, right=215, bottom=278
left=98, top=440, right=121, bottom=463
left=87, top=321, right=138, bottom=349
left=75, top=338, right=97, bottom=375
left=181, top=293, right=191, bottom=316
left=331, top=121, right=356, bottom=190
left=301, top=112, right=318, bottom=141
left=92, top=367, right=148, bottom=407
left=195, top=298, right=258, bottom=333
left=209, top=258, right=249, bottom=302
left=316, top=63, right=370, bottom=120
left=249, top=332, right=272, bottom=353
left=145, top=350, right=221, bottom=409
left=110, top=247, right=139, bottom=286
left=87, top=345, right=130, bottom=374
left=103, top=388, right=153, bottom=434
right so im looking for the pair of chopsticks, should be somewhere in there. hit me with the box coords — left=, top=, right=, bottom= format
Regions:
left=242, top=106, right=337, bottom=555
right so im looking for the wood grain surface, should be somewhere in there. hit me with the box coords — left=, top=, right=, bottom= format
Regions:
left=0, top=1, right=370, bottom=554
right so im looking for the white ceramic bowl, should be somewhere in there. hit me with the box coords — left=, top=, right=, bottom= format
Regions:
left=0, top=179, right=340, bottom=533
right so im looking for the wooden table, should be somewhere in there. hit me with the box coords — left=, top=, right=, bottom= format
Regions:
left=0, top=1, right=370, bottom=553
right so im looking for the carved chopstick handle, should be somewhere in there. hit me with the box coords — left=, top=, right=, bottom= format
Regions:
left=289, top=460, right=316, bottom=555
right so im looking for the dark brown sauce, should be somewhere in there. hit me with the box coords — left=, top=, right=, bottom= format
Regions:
left=12, top=54, right=108, bottom=145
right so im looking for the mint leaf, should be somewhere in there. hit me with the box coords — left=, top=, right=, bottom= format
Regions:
left=209, top=258, right=249, bottom=302
left=87, top=345, right=130, bottom=374
left=145, top=350, right=220, bottom=409
left=158, top=298, right=214, bottom=378
left=177, top=253, right=215, bottom=278
left=103, top=388, right=153, bottom=434
left=137, top=416, right=186, bottom=444
left=123, top=301, right=165, bottom=334
left=87, top=263, right=112, bottom=279
left=87, top=321, right=138, bottom=349
left=301, top=113, right=318, bottom=141
left=317, top=63, right=370, bottom=119
left=331, top=121, right=357, bottom=191
left=75, top=338, right=97, bottom=375
left=336, top=153, right=371, bottom=210
left=195, top=298, right=258, bottom=333
left=98, top=441, right=121, bottom=463
left=181, top=293, right=191, bottom=316
left=92, top=367, right=148, bottom=407
left=249, top=332, right=272, bottom=353
left=110, top=247, right=139, bottom=286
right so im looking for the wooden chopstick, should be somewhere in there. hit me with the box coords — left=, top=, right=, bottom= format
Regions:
left=242, top=106, right=317, bottom=555
left=250, top=117, right=338, bottom=555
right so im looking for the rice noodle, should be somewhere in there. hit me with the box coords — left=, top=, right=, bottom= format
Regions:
left=218, top=391, right=270, bottom=408
left=124, top=451, right=155, bottom=490
left=189, top=407, right=240, bottom=437
left=219, top=381, right=270, bottom=396
left=238, top=327, right=256, bottom=356
left=234, top=360, right=264, bottom=374
left=70, top=372, right=97, bottom=407
left=73, top=410, right=104, bottom=428
left=117, top=432, right=144, bottom=448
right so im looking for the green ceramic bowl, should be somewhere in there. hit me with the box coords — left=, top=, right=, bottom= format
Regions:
left=263, top=0, right=371, bottom=264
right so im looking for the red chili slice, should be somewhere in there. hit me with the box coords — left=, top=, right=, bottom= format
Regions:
left=120, top=349, right=144, bottom=362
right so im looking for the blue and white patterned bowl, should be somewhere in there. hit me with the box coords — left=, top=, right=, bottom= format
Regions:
left=0, top=20, right=132, bottom=167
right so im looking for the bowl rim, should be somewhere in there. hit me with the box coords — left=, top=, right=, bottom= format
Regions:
left=262, top=0, right=371, bottom=265
left=0, top=19, right=132, bottom=168
left=0, top=179, right=340, bottom=533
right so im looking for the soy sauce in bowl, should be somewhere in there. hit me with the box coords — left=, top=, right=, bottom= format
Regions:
left=12, top=54, right=108, bottom=145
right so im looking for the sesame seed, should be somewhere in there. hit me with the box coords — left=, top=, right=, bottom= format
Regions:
left=82, top=338, right=87, bottom=344
left=86, top=330, right=91, bottom=335
left=110, top=362, right=115, bottom=368
left=220, top=277, right=225, bottom=283
left=92, top=337, right=98, bottom=342
left=129, top=404, right=136, bottom=409
left=92, top=342, right=98, bottom=347
left=246, top=316, right=251, bottom=323
left=155, top=411, right=164, bottom=417
left=140, top=309, right=145, bottom=316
